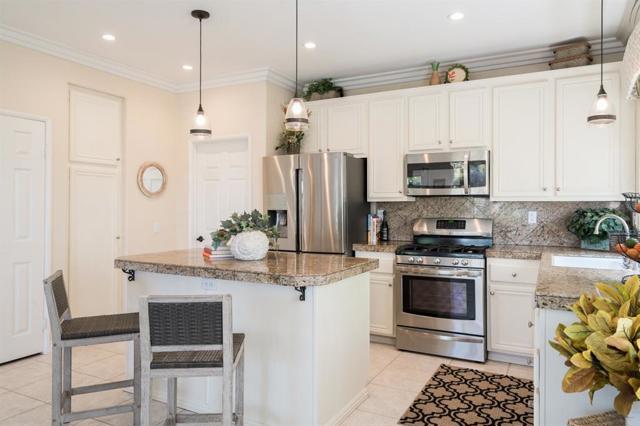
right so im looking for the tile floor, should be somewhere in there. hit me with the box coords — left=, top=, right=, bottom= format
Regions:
left=0, top=342, right=532, bottom=426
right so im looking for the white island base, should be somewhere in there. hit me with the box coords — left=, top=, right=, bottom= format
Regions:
left=124, top=270, right=370, bottom=426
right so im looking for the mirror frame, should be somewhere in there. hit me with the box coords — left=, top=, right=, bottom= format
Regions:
left=137, top=162, right=167, bottom=198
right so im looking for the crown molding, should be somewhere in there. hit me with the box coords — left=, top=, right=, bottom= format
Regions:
left=174, top=67, right=296, bottom=93
left=333, top=37, right=626, bottom=90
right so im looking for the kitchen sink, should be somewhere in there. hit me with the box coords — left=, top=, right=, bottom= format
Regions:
left=551, top=255, right=626, bottom=270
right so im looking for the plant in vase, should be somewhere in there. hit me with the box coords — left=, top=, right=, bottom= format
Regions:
left=210, top=210, right=279, bottom=261
left=550, top=276, right=640, bottom=422
left=429, top=62, right=441, bottom=85
left=276, top=127, right=305, bottom=154
left=568, top=208, right=629, bottom=251
left=303, top=78, right=343, bottom=101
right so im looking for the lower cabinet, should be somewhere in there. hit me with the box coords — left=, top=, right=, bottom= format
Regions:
left=355, top=251, right=395, bottom=337
left=487, top=258, right=539, bottom=359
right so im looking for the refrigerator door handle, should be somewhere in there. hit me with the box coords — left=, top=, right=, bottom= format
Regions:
left=297, top=168, right=304, bottom=252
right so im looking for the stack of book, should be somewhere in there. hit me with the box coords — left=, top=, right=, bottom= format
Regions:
left=202, top=245, right=233, bottom=260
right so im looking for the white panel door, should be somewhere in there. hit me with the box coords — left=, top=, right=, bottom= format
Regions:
left=488, top=283, right=535, bottom=356
left=300, top=104, right=325, bottom=154
left=407, top=92, right=447, bottom=152
left=556, top=74, right=620, bottom=199
left=193, top=138, right=250, bottom=247
left=369, top=273, right=394, bottom=337
left=368, top=97, right=407, bottom=201
left=0, top=115, right=46, bottom=363
left=69, top=166, right=120, bottom=317
left=325, top=102, right=367, bottom=156
left=70, top=86, right=123, bottom=165
left=449, top=88, right=490, bottom=149
left=492, top=82, right=554, bottom=199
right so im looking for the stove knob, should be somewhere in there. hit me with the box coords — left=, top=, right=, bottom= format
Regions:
left=416, top=257, right=424, bottom=264
left=452, top=259, right=460, bottom=265
left=434, top=258, right=441, bottom=264
left=461, top=259, right=469, bottom=266
left=408, top=257, right=415, bottom=263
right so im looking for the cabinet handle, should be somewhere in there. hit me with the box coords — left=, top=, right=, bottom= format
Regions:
left=528, top=321, right=534, bottom=328
left=449, top=140, right=453, bottom=144
left=542, top=187, right=547, bottom=192
left=115, top=158, right=121, bottom=162
left=318, top=149, right=322, bottom=152
left=116, top=236, right=121, bottom=240
left=398, top=190, right=402, bottom=194
left=327, top=148, right=330, bottom=152
left=490, top=290, right=495, bottom=296
left=388, top=283, right=392, bottom=287
left=512, top=272, right=517, bottom=278
left=556, top=187, right=560, bottom=192
left=438, top=140, right=442, bottom=145
left=527, top=358, right=533, bottom=365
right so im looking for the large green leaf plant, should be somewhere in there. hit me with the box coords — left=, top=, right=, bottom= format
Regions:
left=210, top=210, right=279, bottom=250
left=551, top=275, right=640, bottom=415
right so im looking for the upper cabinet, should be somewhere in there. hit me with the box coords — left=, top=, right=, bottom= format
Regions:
left=407, top=92, right=447, bottom=152
left=300, top=103, right=324, bottom=154
left=301, top=100, right=367, bottom=157
left=492, top=81, right=554, bottom=200
left=449, top=88, right=490, bottom=149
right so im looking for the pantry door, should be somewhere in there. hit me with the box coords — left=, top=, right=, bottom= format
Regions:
left=0, top=113, right=48, bottom=363
left=190, top=136, right=251, bottom=248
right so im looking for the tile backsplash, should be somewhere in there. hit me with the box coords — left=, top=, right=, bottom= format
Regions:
left=376, top=198, right=622, bottom=247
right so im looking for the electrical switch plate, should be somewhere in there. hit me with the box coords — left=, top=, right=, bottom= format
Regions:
left=201, top=279, right=216, bottom=291
left=528, top=211, right=537, bottom=225
left=153, top=222, right=161, bottom=233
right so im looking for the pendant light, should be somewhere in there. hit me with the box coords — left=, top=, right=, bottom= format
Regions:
left=284, top=0, right=309, bottom=131
left=190, top=10, right=212, bottom=136
left=587, top=0, right=616, bottom=126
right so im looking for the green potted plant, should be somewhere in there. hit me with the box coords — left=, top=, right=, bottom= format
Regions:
left=211, top=210, right=279, bottom=260
left=568, top=208, right=629, bottom=251
left=276, top=128, right=305, bottom=154
left=303, top=78, right=343, bottom=101
left=550, top=276, right=640, bottom=422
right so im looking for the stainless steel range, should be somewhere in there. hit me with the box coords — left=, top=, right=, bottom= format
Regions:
left=395, top=218, right=493, bottom=362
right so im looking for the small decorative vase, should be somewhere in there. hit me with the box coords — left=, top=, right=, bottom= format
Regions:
left=229, top=231, right=270, bottom=261
left=430, top=62, right=441, bottom=85
left=627, top=401, right=640, bottom=425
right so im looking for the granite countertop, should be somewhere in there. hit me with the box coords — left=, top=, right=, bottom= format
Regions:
left=114, top=249, right=379, bottom=287
left=489, top=245, right=631, bottom=310
left=352, top=240, right=409, bottom=253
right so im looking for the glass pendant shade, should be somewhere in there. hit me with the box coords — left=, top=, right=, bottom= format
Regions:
left=190, top=104, right=212, bottom=136
left=587, top=86, right=616, bottom=127
left=284, top=97, right=309, bottom=131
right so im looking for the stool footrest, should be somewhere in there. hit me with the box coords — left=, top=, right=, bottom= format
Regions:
left=173, top=412, right=239, bottom=424
left=63, top=403, right=134, bottom=422
left=71, top=379, right=134, bottom=395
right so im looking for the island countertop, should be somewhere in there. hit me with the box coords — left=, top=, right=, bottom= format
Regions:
left=114, top=249, right=379, bottom=287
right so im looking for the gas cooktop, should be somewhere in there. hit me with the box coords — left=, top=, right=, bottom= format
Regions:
left=396, top=243, right=487, bottom=259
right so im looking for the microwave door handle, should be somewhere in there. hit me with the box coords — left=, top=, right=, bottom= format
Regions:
left=463, top=152, right=470, bottom=195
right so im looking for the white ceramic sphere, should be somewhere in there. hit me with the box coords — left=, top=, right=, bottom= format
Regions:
left=229, top=231, right=269, bottom=260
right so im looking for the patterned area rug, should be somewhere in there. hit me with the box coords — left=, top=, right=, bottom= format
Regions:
left=399, top=364, right=533, bottom=425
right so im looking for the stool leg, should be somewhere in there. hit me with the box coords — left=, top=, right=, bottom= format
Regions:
left=133, top=337, right=141, bottom=426
left=140, top=367, right=151, bottom=426
left=167, top=377, right=177, bottom=422
left=62, top=347, right=71, bottom=415
left=51, top=344, right=62, bottom=426
left=235, top=352, right=244, bottom=426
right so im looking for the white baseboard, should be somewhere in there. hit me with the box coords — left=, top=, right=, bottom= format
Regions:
left=489, top=351, right=533, bottom=366
left=326, top=387, right=369, bottom=426
left=370, top=334, right=395, bottom=346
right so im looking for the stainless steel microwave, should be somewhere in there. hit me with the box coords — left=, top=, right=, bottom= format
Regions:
left=405, top=149, right=490, bottom=196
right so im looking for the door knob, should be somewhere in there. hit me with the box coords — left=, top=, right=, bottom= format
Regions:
left=196, top=236, right=204, bottom=242
left=489, top=290, right=495, bottom=296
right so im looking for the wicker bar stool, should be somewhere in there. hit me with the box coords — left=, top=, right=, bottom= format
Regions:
left=139, top=295, right=245, bottom=426
left=43, top=270, right=141, bottom=425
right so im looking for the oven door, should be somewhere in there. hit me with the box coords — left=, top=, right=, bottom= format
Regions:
left=395, top=265, right=485, bottom=336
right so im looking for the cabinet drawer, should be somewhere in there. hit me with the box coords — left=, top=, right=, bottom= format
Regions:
left=355, top=251, right=395, bottom=274
left=488, top=259, right=540, bottom=284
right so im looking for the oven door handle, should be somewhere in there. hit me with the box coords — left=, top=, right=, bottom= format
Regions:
left=409, top=328, right=484, bottom=344
left=463, top=151, right=470, bottom=195
left=398, top=267, right=483, bottom=278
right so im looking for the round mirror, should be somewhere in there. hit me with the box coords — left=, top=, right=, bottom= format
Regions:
left=137, top=162, right=166, bottom=197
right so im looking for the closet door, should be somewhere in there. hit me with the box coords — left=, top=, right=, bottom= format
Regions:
left=68, top=86, right=123, bottom=316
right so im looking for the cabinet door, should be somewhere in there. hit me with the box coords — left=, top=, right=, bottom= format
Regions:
left=492, top=82, right=554, bottom=199
left=370, top=273, right=394, bottom=336
left=368, top=97, right=408, bottom=201
left=449, top=88, right=490, bottom=149
left=325, top=102, right=367, bottom=156
left=300, top=104, right=325, bottom=154
left=408, top=93, right=447, bottom=152
left=488, top=283, right=535, bottom=356
left=556, top=73, right=620, bottom=199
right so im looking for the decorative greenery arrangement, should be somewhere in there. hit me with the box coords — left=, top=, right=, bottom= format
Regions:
left=431, top=62, right=440, bottom=72
left=210, top=210, right=279, bottom=249
left=303, top=78, right=343, bottom=101
left=550, top=276, right=640, bottom=416
left=567, top=208, right=629, bottom=244
left=276, top=128, right=305, bottom=154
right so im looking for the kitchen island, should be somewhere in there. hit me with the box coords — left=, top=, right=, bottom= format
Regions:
left=114, top=249, right=378, bottom=426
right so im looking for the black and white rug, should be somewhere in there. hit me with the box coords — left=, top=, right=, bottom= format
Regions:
left=399, top=364, right=534, bottom=425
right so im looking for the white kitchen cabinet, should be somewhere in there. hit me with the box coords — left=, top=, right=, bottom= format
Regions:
left=300, top=104, right=325, bottom=154
left=367, top=97, right=411, bottom=201
left=326, top=102, right=368, bottom=156
left=449, top=88, right=490, bottom=149
left=355, top=251, right=395, bottom=337
left=408, top=92, right=447, bottom=152
left=488, top=258, right=539, bottom=358
left=492, top=81, right=554, bottom=200
left=555, top=73, right=622, bottom=200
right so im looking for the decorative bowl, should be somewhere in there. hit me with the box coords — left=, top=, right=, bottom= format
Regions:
left=229, top=231, right=270, bottom=261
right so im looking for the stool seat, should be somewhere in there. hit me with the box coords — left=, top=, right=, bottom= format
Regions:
left=151, top=334, right=245, bottom=369
left=61, top=312, right=140, bottom=340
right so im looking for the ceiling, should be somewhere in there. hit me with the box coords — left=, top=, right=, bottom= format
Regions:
left=0, top=0, right=632, bottom=89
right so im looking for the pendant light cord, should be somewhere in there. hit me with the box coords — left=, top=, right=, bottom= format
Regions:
left=199, top=16, right=203, bottom=107
left=600, top=0, right=604, bottom=88
left=295, top=0, right=299, bottom=98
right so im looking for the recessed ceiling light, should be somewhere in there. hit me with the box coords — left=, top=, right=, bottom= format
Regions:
left=182, top=64, right=193, bottom=71
left=448, top=11, right=464, bottom=21
left=304, top=41, right=316, bottom=49
left=101, top=33, right=116, bottom=41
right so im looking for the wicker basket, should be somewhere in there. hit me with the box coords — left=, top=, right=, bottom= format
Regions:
left=549, top=53, right=593, bottom=70
left=553, top=41, right=591, bottom=60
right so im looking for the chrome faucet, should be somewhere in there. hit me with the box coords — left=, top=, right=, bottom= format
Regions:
left=593, top=214, right=630, bottom=236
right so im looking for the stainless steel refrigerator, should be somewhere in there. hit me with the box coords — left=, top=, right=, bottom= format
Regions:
left=263, top=152, right=368, bottom=254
